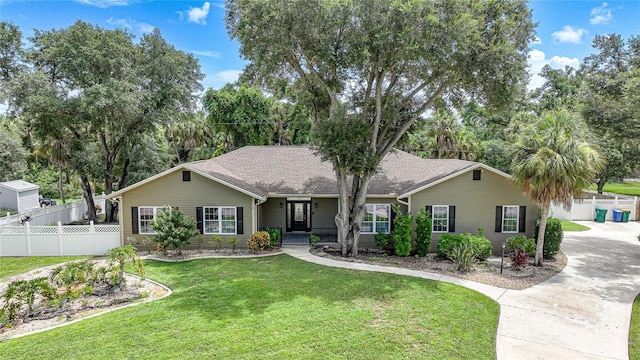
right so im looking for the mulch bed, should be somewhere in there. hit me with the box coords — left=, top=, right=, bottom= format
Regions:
left=313, top=246, right=567, bottom=290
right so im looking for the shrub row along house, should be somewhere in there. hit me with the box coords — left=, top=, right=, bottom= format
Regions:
left=107, top=146, right=536, bottom=251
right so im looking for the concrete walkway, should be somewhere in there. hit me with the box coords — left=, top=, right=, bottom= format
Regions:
left=283, top=221, right=640, bottom=360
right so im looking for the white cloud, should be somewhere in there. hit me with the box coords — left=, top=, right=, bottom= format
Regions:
left=531, top=35, right=542, bottom=45
left=106, top=17, right=155, bottom=35
left=205, top=70, right=242, bottom=89
left=527, top=49, right=580, bottom=91
left=590, top=2, right=613, bottom=25
left=190, top=50, right=222, bottom=58
left=181, top=2, right=211, bottom=25
left=75, top=0, right=131, bottom=8
left=551, top=25, right=588, bottom=44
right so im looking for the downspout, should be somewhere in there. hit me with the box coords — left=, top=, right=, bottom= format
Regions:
left=396, top=196, right=410, bottom=213
left=253, top=197, right=267, bottom=234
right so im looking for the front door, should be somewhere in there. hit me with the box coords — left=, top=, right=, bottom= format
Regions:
left=288, top=201, right=311, bottom=232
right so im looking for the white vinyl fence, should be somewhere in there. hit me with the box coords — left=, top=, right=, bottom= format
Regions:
left=0, top=194, right=106, bottom=226
left=0, top=221, right=120, bottom=256
left=550, top=195, right=638, bottom=222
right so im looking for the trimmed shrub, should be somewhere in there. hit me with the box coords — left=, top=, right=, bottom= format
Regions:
left=374, top=232, right=390, bottom=251
left=437, top=233, right=492, bottom=261
left=437, top=233, right=465, bottom=259
left=466, top=234, right=492, bottom=261
left=248, top=231, right=271, bottom=253
left=506, top=235, right=536, bottom=254
left=415, top=210, right=432, bottom=257
left=392, top=206, right=413, bottom=256
left=543, top=218, right=563, bottom=259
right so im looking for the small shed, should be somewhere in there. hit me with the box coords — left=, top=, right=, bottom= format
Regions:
left=0, top=180, right=40, bottom=213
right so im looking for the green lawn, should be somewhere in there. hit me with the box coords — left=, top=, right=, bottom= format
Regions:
left=560, top=220, right=590, bottom=232
left=0, top=255, right=498, bottom=359
left=0, top=256, right=89, bottom=280
left=590, top=182, right=640, bottom=197
left=630, top=295, right=640, bottom=359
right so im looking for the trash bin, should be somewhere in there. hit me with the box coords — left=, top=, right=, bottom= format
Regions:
left=613, top=209, right=623, bottom=222
left=622, top=209, right=631, bottom=223
left=595, top=208, right=607, bottom=223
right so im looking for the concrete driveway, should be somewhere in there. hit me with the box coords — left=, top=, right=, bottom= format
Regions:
left=496, top=221, right=640, bottom=359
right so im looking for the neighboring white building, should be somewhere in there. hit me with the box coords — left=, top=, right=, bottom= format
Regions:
left=0, top=180, right=40, bottom=213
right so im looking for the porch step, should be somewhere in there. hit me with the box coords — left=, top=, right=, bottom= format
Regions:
left=282, top=233, right=309, bottom=244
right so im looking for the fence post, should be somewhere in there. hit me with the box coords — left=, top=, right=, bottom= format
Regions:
left=90, top=220, right=95, bottom=255
left=615, top=196, right=619, bottom=210
left=25, top=222, right=31, bottom=256
left=58, top=221, right=63, bottom=256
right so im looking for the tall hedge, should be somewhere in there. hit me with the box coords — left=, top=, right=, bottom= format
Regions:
left=392, top=206, right=413, bottom=256
left=415, top=210, right=432, bottom=257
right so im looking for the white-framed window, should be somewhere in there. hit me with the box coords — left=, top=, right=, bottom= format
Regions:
left=138, top=206, right=166, bottom=234
left=204, top=206, right=237, bottom=234
left=361, top=204, right=391, bottom=234
left=502, top=205, right=519, bottom=233
left=432, top=205, right=449, bottom=233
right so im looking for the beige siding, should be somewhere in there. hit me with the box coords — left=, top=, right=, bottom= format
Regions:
left=122, top=170, right=254, bottom=248
left=409, top=169, right=537, bottom=252
left=259, top=197, right=287, bottom=232
left=311, top=198, right=338, bottom=229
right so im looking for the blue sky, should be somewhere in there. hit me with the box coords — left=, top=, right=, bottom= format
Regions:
left=0, top=0, right=638, bottom=92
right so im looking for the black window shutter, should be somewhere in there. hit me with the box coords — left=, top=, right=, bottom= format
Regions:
left=196, top=207, right=203, bottom=234
left=237, top=207, right=244, bottom=234
left=495, top=206, right=503, bottom=233
left=131, top=207, right=139, bottom=234
left=425, top=205, right=432, bottom=217
left=519, top=206, right=526, bottom=232
left=448, top=206, right=456, bottom=233
left=390, top=206, right=396, bottom=233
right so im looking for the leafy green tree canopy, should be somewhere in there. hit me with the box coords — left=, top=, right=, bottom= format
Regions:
left=226, top=0, right=535, bottom=256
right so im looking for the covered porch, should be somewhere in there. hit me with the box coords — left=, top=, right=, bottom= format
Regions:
left=257, top=196, right=339, bottom=245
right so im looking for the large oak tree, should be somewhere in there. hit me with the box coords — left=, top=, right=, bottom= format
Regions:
left=227, top=0, right=535, bottom=256
left=4, top=21, right=203, bottom=222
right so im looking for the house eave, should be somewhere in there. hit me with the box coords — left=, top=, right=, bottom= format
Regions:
left=106, top=164, right=266, bottom=201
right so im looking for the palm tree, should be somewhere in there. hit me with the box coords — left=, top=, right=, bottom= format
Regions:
left=508, top=109, right=604, bottom=265
left=428, top=111, right=460, bottom=159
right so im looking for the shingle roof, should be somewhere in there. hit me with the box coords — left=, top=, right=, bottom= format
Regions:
left=187, top=146, right=475, bottom=197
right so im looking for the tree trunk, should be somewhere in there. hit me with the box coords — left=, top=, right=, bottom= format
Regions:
left=58, top=165, right=66, bottom=204
left=535, top=202, right=551, bottom=266
left=335, top=167, right=371, bottom=257
left=597, top=175, right=606, bottom=194
left=81, top=174, right=97, bottom=222
left=104, top=169, right=114, bottom=223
